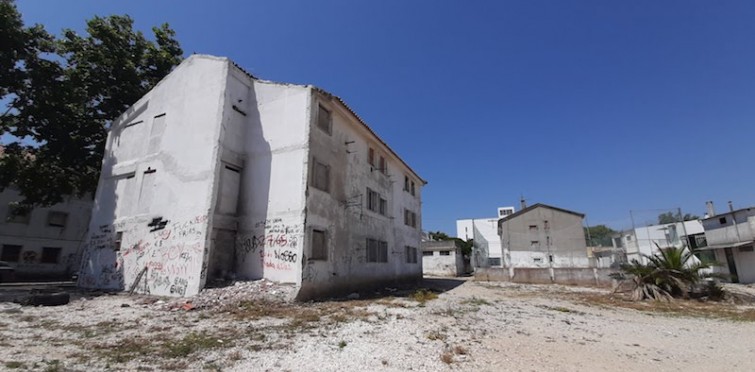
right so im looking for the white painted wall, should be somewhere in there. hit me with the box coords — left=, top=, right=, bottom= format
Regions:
left=0, top=188, right=91, bottom=278
left=79, top=56, right=229, bottom=296
left=457, top=217, right=503, bottom=266
left=623, top=220, right=704, bottom=264
left=422, top=249, right=463, bottom=277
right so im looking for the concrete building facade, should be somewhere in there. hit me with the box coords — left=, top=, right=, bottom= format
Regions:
left=699, top=204, right=755, bottom=284
left=613, top=220, right=705, bottom=264
left=421, top=240, right=464, bottom=277
left=77, top=55, right=425, bottom=299
left=0, top=187, right=90, bottom=280
left=498, top=204, right=589, bottom=269
left=456, top=206, right=515, bottom=268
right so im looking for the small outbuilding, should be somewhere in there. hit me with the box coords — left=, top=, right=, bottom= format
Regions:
left=421, top=240, right=464, bottom=277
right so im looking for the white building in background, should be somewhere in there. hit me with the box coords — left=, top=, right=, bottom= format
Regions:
left=613, top=220, right=704, bottom=264
left=456, top=206, right=514, bottom=268
left=78, top=55, right=425, bottom=299
left=0, top=187, right=91, bottom=280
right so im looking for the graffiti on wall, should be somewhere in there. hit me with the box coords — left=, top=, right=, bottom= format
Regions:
left=78, top=214, right=209, bottom=296
left=236, top=218, right=303, bottom=278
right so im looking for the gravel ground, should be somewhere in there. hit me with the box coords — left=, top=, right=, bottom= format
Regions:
left=1, top=278, right=754, bottom=371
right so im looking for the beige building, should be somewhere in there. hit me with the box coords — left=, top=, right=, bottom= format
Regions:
left=498, top=203, right=589, bottom=269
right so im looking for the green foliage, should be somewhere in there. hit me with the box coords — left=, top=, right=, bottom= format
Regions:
left=658, top=212, right=700, bottom=224
left=428, top=230, right=473, bottom=256
left=0, top=1, right=183, bottom=207
left=613, top=244, right=720, bottom=301
left=584, top=224, right=617, bottom=247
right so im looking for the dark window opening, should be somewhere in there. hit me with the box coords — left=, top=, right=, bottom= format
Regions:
left=366, top=238, right=388, bottom=263
left=114, top=232, right=123, bottom=251
left=439, top=251, right=451, bottom=256
left=41, top=247, right=62, bottom=264
left=719, top=217, right=727, bottom=225
left=317, top=104, right=332, bottom=134
left=48, top=211, right=68, bottom=227
left=311, top=230, right=327, bottom=260
left=312, top=159, right=330, bottom=193
left=1, top=245, right=22, bottom=262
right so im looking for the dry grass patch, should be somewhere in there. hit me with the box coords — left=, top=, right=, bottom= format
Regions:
left=440, top=351, right=454, bottom=364
left=574, top=293, right=755, bottom=322
left=410, top=289, right=438, bottom=304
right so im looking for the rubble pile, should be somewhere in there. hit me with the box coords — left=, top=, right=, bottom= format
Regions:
left=156, top=279, right=297, bottom=311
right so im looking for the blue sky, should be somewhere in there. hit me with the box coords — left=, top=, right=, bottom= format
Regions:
left=13, top=0, right=755, bottom=233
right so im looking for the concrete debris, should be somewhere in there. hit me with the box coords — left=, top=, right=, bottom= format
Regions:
left=156, top=279, right=296, bottom=311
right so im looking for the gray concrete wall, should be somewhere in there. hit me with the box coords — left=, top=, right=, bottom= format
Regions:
left=501, top=206, right=589, bottom=268
left=474, top=267, right=615, bottom=288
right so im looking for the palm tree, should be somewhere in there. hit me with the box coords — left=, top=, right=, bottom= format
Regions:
left=614, top=245, right=718, bottom=301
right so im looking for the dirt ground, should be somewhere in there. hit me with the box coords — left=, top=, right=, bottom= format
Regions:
left=1, top=278, right=754, bottom=371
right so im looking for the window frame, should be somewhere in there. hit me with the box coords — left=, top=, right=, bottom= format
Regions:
left=311, top=158, right=331, bottom=193
left=316, top=104, right=332, bottom=135
left=47, top=211, right=68, bottom=228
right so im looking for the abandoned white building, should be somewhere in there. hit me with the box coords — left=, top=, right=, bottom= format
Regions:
left=498, top=203, right=589, bottom=269
left=77, top=55, right=425, bottom=299
left=0, top=186, right=91, bottom=280
left=420, top=240, right=464, bottom=277
left=699, top=202, right=755, bottom=284
left=612, top=220, right=704, bottom=264
left=456, top=206, right=515, bottom=268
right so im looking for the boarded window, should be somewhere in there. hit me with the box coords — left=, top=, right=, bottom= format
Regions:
left=317, top=104, right=332, bottom=134
left=41, top=247, right=61, bottom=264
left=311, top=229, right=327, bottom=260
left=366, top=238, right=388, bottom=263
left=114, top=173, right=136, bottom=216
left=312, top=159, right=330, bottom=193
left=47, top=211, right=68, bottom=227
left=6, top=204, right=30, bottom=224
left=439, top=251, right=451, bottom=256
left=148, top=114, right=167, bottom=153
left=137, top=169, right=157, bottom=215
left=1, top=245, right=22, bottom=262
left=405, top=246, right=418, bottom=264
left=379, top=156, right=386, bottom=174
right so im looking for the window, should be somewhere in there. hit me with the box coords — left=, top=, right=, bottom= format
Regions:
left=439, top=251, right=451, bottom=256
left=626, top=235, right=632, bottom=242
left=405, top=246, right=418, bottom=264
left=368, top=147, right=375, bottom=167
left=422, top=250, right=434, bottom=257
left=1, top=245, right=22, bottom=262
left=366, top=238, right=388, bottom=263
left=47, top=211, right=68, bottom=227
left=312, top=159, right=330, bottom=193
left=529, top=225, right=538, bottom=232
left=378, top=156, right=386, bottom=174
left=311, top=229, right=327, bottom=260
left=533, top=257, right=543, bottom=263
left=404, top=176, right=410, bottom=192
left=317, top=104, right=332, bottom=134
left=488, top=257, right=501, bottom=266
left=530, top=241, right=539, bottom=248
left=719, top=217, right=727, bottom=225
left=403, top=209, right=418, bottom=228
left=6, top=204, right=30, bottom=224
left=548, top=254, right=554, bottom=263
left=367, top=188, right=378, bottom=212
left=543, top=220, right=549, bottom=230
left=410, top=181, right=416, bottom=196
left=379, top=197, right=387, bottom=216
left=41, top=247, right=62, bottom=264
left=114, top=232, right=123, bottom=251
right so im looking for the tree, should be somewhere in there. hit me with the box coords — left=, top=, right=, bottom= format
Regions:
left=428, top=231, right=473, bottom=256
left=657, top=212, right=700, bottom=224
left=584, top=225, right=617, bottom=247
left=0, top=0, right=183, bottom=208
left=612, top=244, right=720, bottom=301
